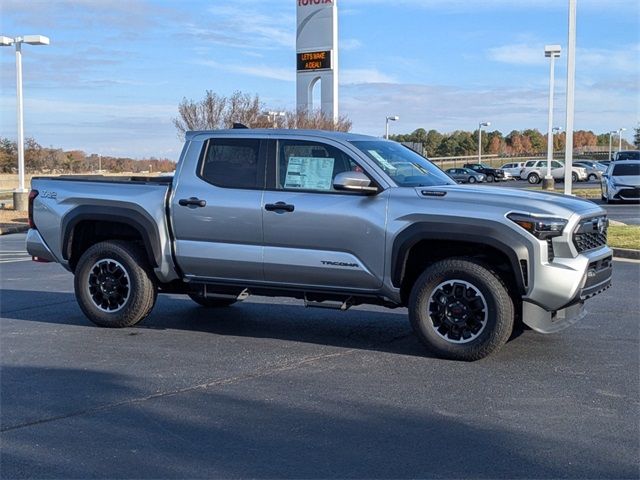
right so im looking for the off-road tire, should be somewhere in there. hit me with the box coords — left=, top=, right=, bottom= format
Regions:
left=188, top=293, right=237, bottom=308
left=528, top=173, right=540, bottom=184
left=74, top=241, right=157, bottom=328
left=408, top=258, right=514, bottom=361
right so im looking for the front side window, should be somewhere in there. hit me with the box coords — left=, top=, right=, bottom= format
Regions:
left=277, top=140, right=361, bottom=192
left=200, top=139, right=261, bottom=189
left=350, top=141, right=455, bottom=187
left=551, top=161, right=563, bottom=168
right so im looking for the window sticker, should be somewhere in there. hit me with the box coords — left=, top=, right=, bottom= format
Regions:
left=367, top=150, right=396, bottom=171
left=284, top=156, right=335, bottom=190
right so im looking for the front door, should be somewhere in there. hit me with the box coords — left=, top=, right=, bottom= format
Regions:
left=171, top=137, right=266, bottom=281
left=262, top=138, right=388, bottom=291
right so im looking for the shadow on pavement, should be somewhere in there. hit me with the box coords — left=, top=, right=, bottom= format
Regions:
left=1, top=289, right=433, bottom=358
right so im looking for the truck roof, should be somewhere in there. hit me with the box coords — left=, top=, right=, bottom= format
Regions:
left=184, top=129, right=380, bottom=142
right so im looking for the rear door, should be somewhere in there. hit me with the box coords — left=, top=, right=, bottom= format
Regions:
left=170, top=136, right=266, bottom=281
left=261, top=137, right=388, bottom=290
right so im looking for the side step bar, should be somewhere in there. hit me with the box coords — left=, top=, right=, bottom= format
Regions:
left=304, top=295, right=353, bottom=311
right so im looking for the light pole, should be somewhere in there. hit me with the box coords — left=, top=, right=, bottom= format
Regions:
left=608, top=130, right=617, bottom=161
left=385, top=116, right=399, bottom=139
left=563, top=0, right=577, bottom=195
left=264, top=111, right=285, bottom=128
left=478, top=121, right=490, bottom=162
left=617, top=127, right=626, bottom=153
left=0, top=34, right=50, bottom=211
left=543, top=45, right=561, bottom=190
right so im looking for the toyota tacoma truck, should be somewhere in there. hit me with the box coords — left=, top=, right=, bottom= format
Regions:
left=26, top=129, right=613, bottom=360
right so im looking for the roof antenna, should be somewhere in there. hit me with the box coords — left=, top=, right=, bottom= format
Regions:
left=232, top=122, right=249, bottom=129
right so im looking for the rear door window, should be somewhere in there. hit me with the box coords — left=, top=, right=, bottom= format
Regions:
left=199, top=138, right=263, bottom=189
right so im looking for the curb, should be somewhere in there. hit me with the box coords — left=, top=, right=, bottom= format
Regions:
left=613, top=248, right=640, bottom=260
left=0, top=224, right=29, bottom=236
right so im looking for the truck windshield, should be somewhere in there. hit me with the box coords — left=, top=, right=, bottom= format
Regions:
left=612, top=163, right=640, bottom=176
left=350, top=141, right=455, bottom=187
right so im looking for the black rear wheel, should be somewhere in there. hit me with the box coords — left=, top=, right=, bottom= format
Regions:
left=74, top=241, right=157, bottom=327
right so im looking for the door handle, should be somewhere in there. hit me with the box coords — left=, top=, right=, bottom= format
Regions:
left=178, top=197, right=207, bottom=208
left=265, top=202, right=295, bottom=213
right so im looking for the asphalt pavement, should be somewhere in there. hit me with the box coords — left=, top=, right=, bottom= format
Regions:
left=1, top=233, right=639, bottom=478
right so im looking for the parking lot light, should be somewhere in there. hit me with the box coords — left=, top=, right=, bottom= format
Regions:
left=617, top=127, right=626, bottom=153
left=608, top=130, right=617, bottom=161
left=563, top=0, right=577, bottom=195
left=385, top=116, right=399, bottom=139
left=0, top=34, right=50, bottom=210
left=478, top=121, right=490, bottom=162
left=543, top=45, right=561, bottom=191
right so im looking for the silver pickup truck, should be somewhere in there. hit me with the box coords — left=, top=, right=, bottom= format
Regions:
left=26, top=128, right=613, bottom=360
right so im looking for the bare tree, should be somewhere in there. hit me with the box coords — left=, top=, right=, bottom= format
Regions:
left=173, top=90, right=352, bottom=138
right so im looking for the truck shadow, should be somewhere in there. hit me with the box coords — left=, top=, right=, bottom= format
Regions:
left=1, top=289, right=532, bottom=359
left=1, top=289, right=426, bottom=357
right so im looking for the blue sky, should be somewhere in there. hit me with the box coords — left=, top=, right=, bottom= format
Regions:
left=1, top=0, right=638, bottom=159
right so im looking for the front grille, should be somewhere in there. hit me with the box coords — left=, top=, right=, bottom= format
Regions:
left=573, top=216, right=608, bottom=253
left=618, top=188, right=640, bottom=199
left=546, top=239, right=555, bottom=261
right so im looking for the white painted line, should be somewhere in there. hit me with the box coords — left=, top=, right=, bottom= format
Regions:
left=613, top=257, right=640, bottom=264
left=0, top=258, right=32, bottom=264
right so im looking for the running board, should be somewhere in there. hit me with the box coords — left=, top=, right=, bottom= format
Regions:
left=304, top=295, right=353, bottom=311
left=201, top=286, right=250, bottom=302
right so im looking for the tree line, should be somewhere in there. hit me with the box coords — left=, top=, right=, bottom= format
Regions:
left=390, top=127, right=637, bottom=158
left=0, top=137, right=176, bottom=174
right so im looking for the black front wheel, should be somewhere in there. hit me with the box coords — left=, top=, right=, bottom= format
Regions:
left=486, top=174, right=494, bottom=183
left=74, top=241, right=157, bottom=327
left=408, top=258, right=514, bottom=361
left=468, top=176, right=477, bottom=184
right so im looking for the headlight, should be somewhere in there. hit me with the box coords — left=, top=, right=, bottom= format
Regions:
left=507, top=213, right=567, bottom=239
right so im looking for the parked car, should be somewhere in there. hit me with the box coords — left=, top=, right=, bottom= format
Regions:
left=574, top=161, right=606, bottom=181
left=445, top=167, right=485, bottom=183
left=462, top=163, right=506, bottom=182
left=500, top=162, right=525, bottom=179
left=601, top=160, right=640, bottom=203
left=26, top=128, right=612, bottom=361
left=520, top=160, right=588, bottom=184
left=612, top=151, right=640, bottom=161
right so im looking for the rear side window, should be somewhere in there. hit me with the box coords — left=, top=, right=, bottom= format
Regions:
left=199, top=139, right=261, bottom=189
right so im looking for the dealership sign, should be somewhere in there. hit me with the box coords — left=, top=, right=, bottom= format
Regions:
left=296, top=0, right=338, bottom=121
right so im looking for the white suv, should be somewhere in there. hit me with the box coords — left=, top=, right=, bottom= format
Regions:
left=520, top=160, right=587, bottom=184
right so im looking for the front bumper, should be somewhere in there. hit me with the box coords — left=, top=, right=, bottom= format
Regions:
left=610, top=185, right=640, bottom=201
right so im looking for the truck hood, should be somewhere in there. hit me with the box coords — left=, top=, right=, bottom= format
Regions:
left=412, top=185, right=603, bottom=219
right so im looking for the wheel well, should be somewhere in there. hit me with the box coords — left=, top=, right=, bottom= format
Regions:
left=399, top=239, right=522, bottom=305
left=68, top=220, right=153, bottom=272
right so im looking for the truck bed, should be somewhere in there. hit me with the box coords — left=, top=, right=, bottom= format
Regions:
left=29, top=175, right=179, bottom=282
